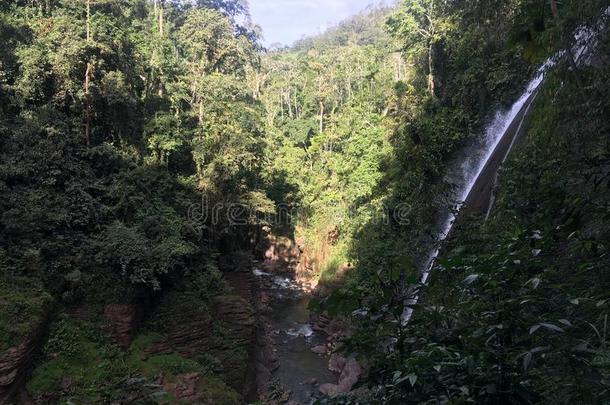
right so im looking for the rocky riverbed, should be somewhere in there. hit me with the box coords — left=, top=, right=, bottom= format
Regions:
left=253, top=256, right=363, bottom=404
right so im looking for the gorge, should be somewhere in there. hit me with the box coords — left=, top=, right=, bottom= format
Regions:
left=0, top=1, right=608, bottom=404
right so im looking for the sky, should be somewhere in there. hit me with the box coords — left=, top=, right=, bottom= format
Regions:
left=249, top=0, right=389, bottom=46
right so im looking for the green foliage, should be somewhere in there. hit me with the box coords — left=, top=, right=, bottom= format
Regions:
left=0, top=0, right=267, bottom=300
left=0, top=274, right=52, bottom=353
left=1, top=1, right=267, bottom=400
left=178, top=8, right=256, bottom=77
left=27, top=317, right=129, bottom=402
left=304, top=2, right=610, bottom=404
left=259, top=7, right=395, bottom=277
left=195, top=375, right=242, bottom=405
left=2, top=0, right=609, bottom=403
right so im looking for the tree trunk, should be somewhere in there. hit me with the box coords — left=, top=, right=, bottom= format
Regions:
left=86, top=0, right=91, bottom=42
left=84, top=0, right=92, bottom=146
left=288, top=89, right=294, bottom=119
left=550, top=0, right=559, bottom=18
left=428, top=42, right=435, bottom=97
left=84, top=63, right=92, bottom=146
left=159, top=5, right=164, bottom=36
left=319, top=101, right=324, bottom=133
left=198, top=100, right=204, bottom=125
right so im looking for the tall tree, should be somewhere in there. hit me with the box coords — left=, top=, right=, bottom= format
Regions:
left=387, top=0, right=441, bottom=97
left=84, top=0, right=92, bottom=145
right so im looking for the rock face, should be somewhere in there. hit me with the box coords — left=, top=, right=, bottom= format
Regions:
left=142, top=292, right=257, bottom=399
left=222, top=258, right=263, bottom=401
left=0, top=341, right=34, bottom=404
left=262, top=235, right=301, bottom=273
left=103, top=304, right=142, bottom=349
left=0, top=314, right=51, bottom=404
left=138, top=254, right=259, bottom=402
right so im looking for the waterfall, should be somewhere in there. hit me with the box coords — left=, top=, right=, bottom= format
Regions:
left=400, top=59, right=553, bottom=323
left=401, top=8, right=609, bottom=324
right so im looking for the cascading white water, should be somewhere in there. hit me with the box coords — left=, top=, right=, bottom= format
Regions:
left=401, top=8, right=609, bottom=323
left=400, top=59, right=553, bottom=323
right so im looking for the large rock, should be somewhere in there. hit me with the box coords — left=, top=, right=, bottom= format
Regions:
left=311, top=345, right=327, bottom=355
left=338, top=358, right=362, bottom=391
left=319, top=358, right=362, bottom=398
left=319, top=383, right=342, bottom=397
left=328, top=353, right=346, bottom=373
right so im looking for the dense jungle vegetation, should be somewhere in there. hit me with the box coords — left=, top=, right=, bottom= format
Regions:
left=0, top=0, right=608, bottom=404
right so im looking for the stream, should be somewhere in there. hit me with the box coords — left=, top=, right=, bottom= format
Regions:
left=253, top=267, right=336, bottom=404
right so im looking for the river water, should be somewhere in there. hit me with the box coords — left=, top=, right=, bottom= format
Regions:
left=253, top=267, right=336, bottom=404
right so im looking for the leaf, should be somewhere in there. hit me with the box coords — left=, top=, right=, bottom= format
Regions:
left=529, top=324, right=541, bottom=334
left=540, top=323, right=565, bottom=333
left=526, top=277, right=541, bottom=289
left=569, top=298, right=580, bottom=305
left=558, top=319, right=572, bottom=327
left=463, top=274, right=479, bottom=285
left=596, top=299, right=607, bottom=307
left=433, top=365, right=441, bottom=372
left=532, top=249, right=542, bottom=257
left=407, top=373, right=417, bottom=387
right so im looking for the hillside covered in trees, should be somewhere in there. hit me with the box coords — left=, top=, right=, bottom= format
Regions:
left=0, top=0, right=608, bottom=404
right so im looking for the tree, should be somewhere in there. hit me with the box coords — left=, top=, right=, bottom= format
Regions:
left=178, top=8, right=256, bottom=124
left=387, top=0, right=442, bottom=97
left=549, top=0, right=584, bottom=93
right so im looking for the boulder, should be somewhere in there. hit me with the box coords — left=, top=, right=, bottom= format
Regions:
left=311, top=345, right=327, bottom=355
left=319, top=383, right=341, bottom=397
left=337, top=358, right=362, bottom=391
left=319, top=358, right=362, bottom=398
left=328, top=353, right=346, bottom=373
